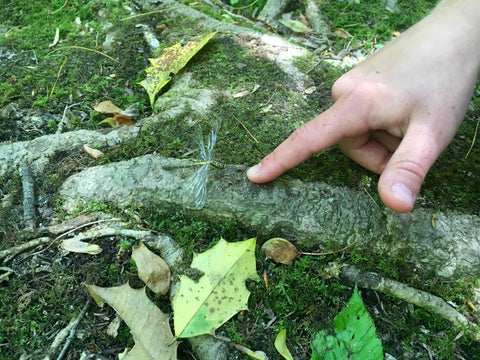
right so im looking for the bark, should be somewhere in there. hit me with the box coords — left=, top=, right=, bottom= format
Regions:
left=59, top=154, right=480, bottom=280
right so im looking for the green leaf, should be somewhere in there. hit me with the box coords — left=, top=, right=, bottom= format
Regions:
left=172, top=237, right=259, bottom=338
left=275, top=329, right=294, bottom=360
left=310, top=285, right=383, bottom=360
left=139, top=31, right=218, bottom=109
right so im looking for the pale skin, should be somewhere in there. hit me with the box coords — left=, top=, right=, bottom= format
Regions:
left=247, top=0, right=480, bottom=213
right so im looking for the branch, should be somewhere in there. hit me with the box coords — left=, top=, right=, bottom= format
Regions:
left=340, top=264, right=480, bottom=342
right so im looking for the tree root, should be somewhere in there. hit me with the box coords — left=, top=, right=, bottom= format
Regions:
left=0, top=237, right=50, bottom=262
left=340, top=264, right=480, bottom=342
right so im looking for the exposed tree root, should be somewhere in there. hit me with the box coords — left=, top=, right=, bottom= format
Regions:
left=340, top=264, right=480, bottom=342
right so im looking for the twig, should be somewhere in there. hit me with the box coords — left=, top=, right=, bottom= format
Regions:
left=55, top=299, right=90, bottom=360
left=340, top=264, right=480, bottom=342
left=121, top=5, right=201, bottom=21
left=19, top=162, right=35, bottom=230
left=0, top=267, right=14, bottom=282
left=233, top=115, right=259, bottom=143
left=0, top=237, right=50, bottom=261
left=56, top=102, right=81, bottom=134
left=50, top=0, right=68, bottom=14
left=50, top=55, right=68, bottom=98
left=46, top=46, right=119, bottom=63
left=54, top=219, right=122, bottom=241
left=63, top=227, right=151, bottom=243
left=465, top=117, right=479, bottom=159
left=300, top=241, right=356, bottom=257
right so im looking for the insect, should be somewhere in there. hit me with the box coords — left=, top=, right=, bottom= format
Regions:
left=164, top=122, right=222, bottom=209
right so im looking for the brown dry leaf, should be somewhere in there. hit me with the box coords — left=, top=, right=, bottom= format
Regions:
left=114, top=113, right=133, bottom=125
left=93, top=100, right=122, bottom=114
left=261, top=238, right=300, bottom=265
left=106, top=315, right=122, bottom=338
left=278, top=18, right=312, bottom=34
left=334, top=28, right=353, bottom=39
left=83, top=144, right=104, bottom=159
left=87, top=283, right=177, bottom=359
left=98, top=113, right=132, bottom=127
left=61, top=238, right=102, bottom=255
left=132, top=242, right=171, bottom=295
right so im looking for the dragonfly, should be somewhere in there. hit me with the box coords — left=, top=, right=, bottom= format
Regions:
left=164, top=122, right=223, bottom=209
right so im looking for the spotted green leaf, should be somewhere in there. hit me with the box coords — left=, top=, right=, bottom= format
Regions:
left=172, top=237, right=259, bottom=338
left=140, top=31, right=218, bottom=108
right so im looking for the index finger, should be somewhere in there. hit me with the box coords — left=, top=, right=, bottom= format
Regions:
left=247, top=101, right=367, bottom=183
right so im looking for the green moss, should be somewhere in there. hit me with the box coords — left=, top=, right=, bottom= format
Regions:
left=0, top=0, right=148, bottom=112
left=320, top=0, right=440, bottom=52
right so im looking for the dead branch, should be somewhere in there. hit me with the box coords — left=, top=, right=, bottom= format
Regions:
left=0, top=237, right=50, bottom=261
left=340, top=264, right=480, bottom=342
left=55, top=300, right=90, bottom=360
left=20, top=162, right=35, bottom=230
left=65, top=227, right=152, bottom=242
left=0, top=266, right=14, bottom=282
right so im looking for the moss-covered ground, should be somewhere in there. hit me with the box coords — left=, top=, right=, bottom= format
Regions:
left=1, top=0, right=480, bottom=359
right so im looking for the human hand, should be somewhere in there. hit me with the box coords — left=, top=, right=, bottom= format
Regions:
left=247, top=0, right=480, bottom=212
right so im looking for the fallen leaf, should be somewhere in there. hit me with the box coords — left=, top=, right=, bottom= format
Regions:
left=93, top=100, right=122, bottom=114
left=106, top=315, right=122, bottom=337
left=261, top=238, right=299, bottom=265
left=279, top=18, right=312, bottom=34
left=275, top=329, right=294, bottom=360
left=234, top=344, right=268, bottom=359
left=49, top=27, right=60, bottom=48
left=61, top=238, right=102, bottom=255
left=172, top=237, right=259, bottom=338
left=114, top=113, right=133, bottom=125
left=140, top=31, right=218, bottom=108
left=334, top=28, right=353, bottom=39
left=132, top=242, right=171, bottom=295
left=87, top=283, right=177, bottom=359
left=99, top=113, right=133, bottom=127
left=83, top=144, right=104, bottom=159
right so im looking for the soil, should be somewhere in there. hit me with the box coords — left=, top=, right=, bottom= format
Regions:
left=1, top=0, right=480, bottom=359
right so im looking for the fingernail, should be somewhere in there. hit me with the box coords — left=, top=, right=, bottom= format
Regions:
left=391, top=182, right=415, bottom=208
left=247, top=163, right=261, bottom=178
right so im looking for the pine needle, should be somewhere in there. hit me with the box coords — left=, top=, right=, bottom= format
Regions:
left=465, top=117, right=480, bottom=159
left=50, top=55, right=68, bottom=98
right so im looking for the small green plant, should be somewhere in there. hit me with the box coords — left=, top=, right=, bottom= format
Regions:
left=310, top=285, right=383, bottom=360
left=119, top=238, right=133, bottom=250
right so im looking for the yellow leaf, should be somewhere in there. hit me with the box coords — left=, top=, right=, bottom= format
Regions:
left=87, top=283, right=177, bottom=359
left=99, top=117, right=119, bottom=127
left=275, top=329, right=294, bottom=360
left=132, top=242, right=171, bottom=295
left=172, top=237, right=259, bottom=338
left=140, top=31, right=218, bottom=108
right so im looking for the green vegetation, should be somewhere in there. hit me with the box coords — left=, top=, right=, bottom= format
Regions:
left=0, top=0, right=147, bottom=121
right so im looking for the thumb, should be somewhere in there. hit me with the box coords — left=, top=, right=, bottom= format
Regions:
left=377, top=126, right=445, bottom=213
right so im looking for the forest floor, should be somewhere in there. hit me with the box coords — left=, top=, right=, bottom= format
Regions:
left=1, top=0, right=480, bottom=359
